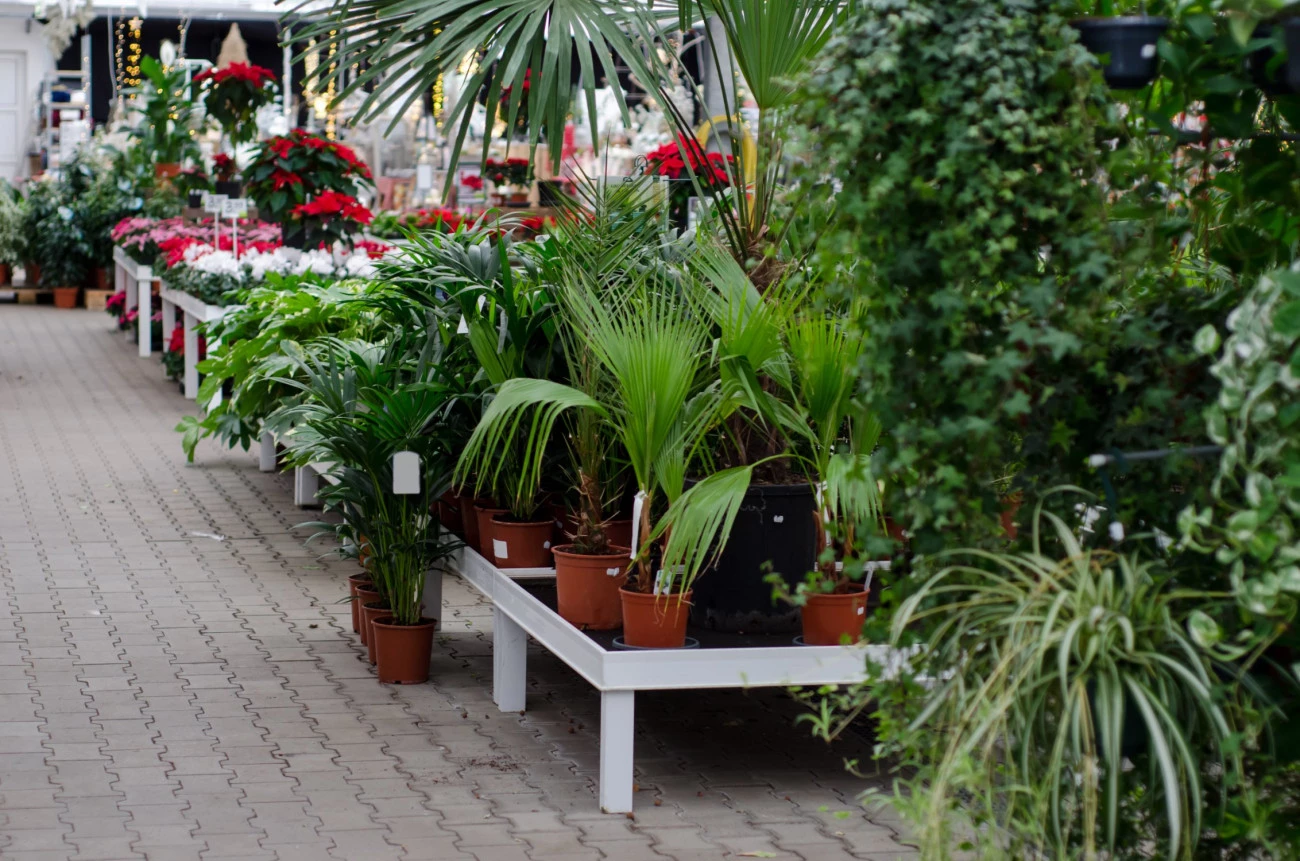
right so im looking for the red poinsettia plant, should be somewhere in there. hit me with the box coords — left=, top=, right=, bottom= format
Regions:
left=245, top=129, right=374, bottom=229
left=397, top=208, right=464, bottom=233
left=484, top=157, right=532, bottom=189
left=212, top=153, right=237, bottom=183
left=195, top=62, right=278, bottom=145
left=645, top=135, right=736, bottom=188
left=290, top=190, right=374, bottom=247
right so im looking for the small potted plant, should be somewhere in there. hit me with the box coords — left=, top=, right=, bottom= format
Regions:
left=34, top=203, right=91, bottom=307
left=194, top=61, right=278, bottom=147
left=289, top=190, right=374, bottom=249
left=1069, top=2, right=1168, bottom=90
left=0, top=182, right=27, bottom=286
left=211, top=153, right=242, bottom=198
left=244, top=129, right=373, bottom=247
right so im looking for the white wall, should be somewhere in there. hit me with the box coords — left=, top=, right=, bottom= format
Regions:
left=0, top=11, right=55, bottom=181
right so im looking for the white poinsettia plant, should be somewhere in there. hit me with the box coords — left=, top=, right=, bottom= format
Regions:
left=166, top=241, right=390, bottom=306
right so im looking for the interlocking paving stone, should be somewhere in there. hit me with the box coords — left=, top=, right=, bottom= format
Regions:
left=0, top=307, right=916, bottom=860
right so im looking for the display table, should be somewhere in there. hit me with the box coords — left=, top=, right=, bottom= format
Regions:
left=158, top=284, right=230, bottom=400
left=113, top=247, right=153, bottom=358
left=452, top=544, right=892, bottom=813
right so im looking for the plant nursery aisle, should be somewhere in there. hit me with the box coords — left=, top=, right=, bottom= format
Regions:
left=0, top=306, right=913, bottom=861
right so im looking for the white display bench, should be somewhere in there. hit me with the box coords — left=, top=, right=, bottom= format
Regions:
left=158, top=284, right=230, bottom=400
left=289, top=464, right=880, bottom=813
left=113, top=246, right=154, bottom=358
left=452, top=545, right=887, bottom=814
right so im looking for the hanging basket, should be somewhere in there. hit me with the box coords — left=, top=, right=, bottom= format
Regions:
left=1071, top=17, right=1168, bottom=90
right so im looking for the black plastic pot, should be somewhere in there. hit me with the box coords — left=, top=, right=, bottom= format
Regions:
left=214, top=180, right=243, bottom=198
left=1071, top=17, right=1169, bottom=90
left=187, top=192, right=203, bottom=208
left=281, top=225, right=306, bottom=249
left=687, top=481, right=816, bottom=634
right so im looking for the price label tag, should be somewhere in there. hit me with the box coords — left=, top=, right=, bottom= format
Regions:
left=392, top=451, right=420, bottom=495
left=221, top=198, right=248, bottom=218
left=204, top=193, right=228, bottom=214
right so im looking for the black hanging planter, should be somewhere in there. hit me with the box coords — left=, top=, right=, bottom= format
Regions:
left=1071, top=17, right=1169, bottom=90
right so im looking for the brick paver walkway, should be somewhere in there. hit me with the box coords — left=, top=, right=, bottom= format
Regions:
left=0, top=307, right=915, bottom=861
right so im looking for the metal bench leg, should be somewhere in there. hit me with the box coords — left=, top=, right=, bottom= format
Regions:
left=492, top=606, right=527, bottom=712
left=258, top=431, right=277, bottom=472
left=293, top=466, right=320, bottom=508
left=422, top=567, right=443, bottom=632
left=599, top=690, right=636, bottom=813
left=183, top=312, right=199, bottom=399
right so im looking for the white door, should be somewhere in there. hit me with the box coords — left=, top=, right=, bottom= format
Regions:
left=0, top=52, right=26, bottom=183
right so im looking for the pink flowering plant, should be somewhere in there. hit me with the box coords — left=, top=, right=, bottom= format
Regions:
left=112, top=217, right=211, bottom=266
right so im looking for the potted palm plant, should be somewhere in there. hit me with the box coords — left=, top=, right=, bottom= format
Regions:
left=271, top=334, right=461, bottom=684
left=132, top=57, right=201, bottom=179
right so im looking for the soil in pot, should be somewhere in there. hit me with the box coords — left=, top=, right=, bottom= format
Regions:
left=361, top=601, right=391, bottom=665
left=355, top=583, right=381, bottom=646
left=554, top=545, right=630, bottom=630
left=52, top=286, right=80, bottom=309
left=1070, top=17, right=1168, bottom=90
left=372, top=617, right=438, bottom=684
left=688, top=482, right=815, bottom=634
left=490, top=515, right=554, bottom=569
left=801, top=588, right=868, bottom=646
left=620, top=588, right=693, bottom=648
left=474, top=504, right=507, bottom=560
left=347, top=573, right=370, bottom=634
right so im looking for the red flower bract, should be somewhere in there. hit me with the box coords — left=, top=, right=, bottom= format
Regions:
left=291, top=190, right=373, bottom=225
left=195, top=61, right=276, bottom=87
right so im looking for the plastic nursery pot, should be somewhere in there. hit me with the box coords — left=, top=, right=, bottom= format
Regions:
left=1070, top=17, right=1169, bottom=90
left=346, top=573, right=370, bottom=634
left=490, top=515, right=555, bottom=569
left=355, top=583, right=381, bottom=646
left=372, top=617, right=438, bottom=684
left=0, top=264, right=10, bottom=286
left=619, top=589, right=693, bottom=649
left=604, top=519, right=633, bottom=550
left=553, top=545, right=631, bottom=631
left=459, top=496, right=487, bottom=548
left=357, top=534, right=371, bottom=569
left=437, top=491, right=464, bottom=535
left=801, top=588, right=868, bottom=646
left=474, top=504, right=507, bottom=560
left=154, top=162, right=182, bottom=180
left=52, top=286, right=80, bottom=309
left=361, top=601, right=391, bottom=666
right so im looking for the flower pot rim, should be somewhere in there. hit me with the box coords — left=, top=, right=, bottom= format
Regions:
left=553, top=544, right=631, bottom=559
left=361, top=600, right=390, bottom=610
left=619, top=586, right=693, bottom=602
left=347, top=572, right=371, bottom=582
left=372, top=616, right=438, bottom=629
left=1070, top=15, right=1169, bottom=26
left=490, top=513, right=554, bottom=526
left=805, top=585, right=869, bottom=601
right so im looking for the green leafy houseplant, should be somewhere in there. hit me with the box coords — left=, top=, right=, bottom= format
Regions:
left=0, top=181, right=27, bottom=268
left=820, top=501, right=1253, bottom=861
left=27, top=178, right=91, bottom=287
left=131, top=56, right=201, bottom=167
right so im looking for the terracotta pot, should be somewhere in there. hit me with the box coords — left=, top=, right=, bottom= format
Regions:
left=1000, top=494, right=1023, bottom=541
left=0, top=263, right=9, bottom=286
left=355, top=583, right=381, bottom=646
left=361, top=601, right=391, bottom=665
left=459, top=496, right=485, bottom=549
left=474, top=504, right=507, bottom=560
left=554, top=545, right=630, bottom=630
left=24, top=262, right=40, bottom=286
left=346, top=573, right=370, bottom=634
left=509, top=192, right=530, bottom=204
left=489, top=516, right=554, bottom=568
left=93, top=267, right=109, bottom=291
left=357, top=534, right=371, bottom=568
left=372, top=617, right=437, bottom=684
left=52, top=286, right=80, bottom=309
left=619, top=588, right=693, bottom=649
left=155, top=162, right=182, bottom=180
left=437, top=491, right=464, bottom=535
left=801, top=589, right=868, bottom=646
left=605, top=519, right=633, bottom=550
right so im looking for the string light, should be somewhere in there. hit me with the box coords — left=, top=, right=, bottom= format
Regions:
left=124, top=16, right=143, bottom=90
left=114, top=16, right=126, bottom=92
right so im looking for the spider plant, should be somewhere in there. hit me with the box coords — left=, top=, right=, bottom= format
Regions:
left=878, top=498, right=1249, bottom=860
left=271, top=331, right=462, bottom=625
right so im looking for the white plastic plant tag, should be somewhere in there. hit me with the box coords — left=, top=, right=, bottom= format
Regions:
left=204, top=193, right=227, bottom=214
left=629, top=490, right=647, bottom=553
left=456, top=315, right=469, bottom=335
left=652, top=568, right=667, bottom=597
left=493, top=539, right=508, bottom=560
left=392, top=451, right=420, bottom=494
left=416, top=163, right=434, bottom=189
left=605, top=567, right=621, bottom=577
left=221, top=198, right=249, bottom=218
